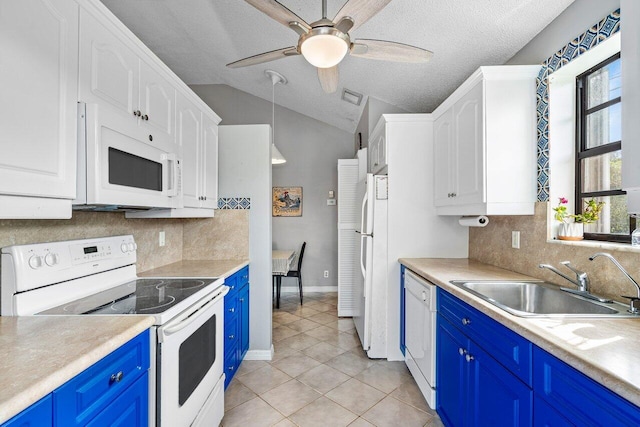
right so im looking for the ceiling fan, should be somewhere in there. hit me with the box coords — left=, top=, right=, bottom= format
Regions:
left=227, top=0, right=433, bottom=93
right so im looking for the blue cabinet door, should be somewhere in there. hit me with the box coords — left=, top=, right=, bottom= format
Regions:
left=534, top=346, right=640, bottom=426
left=437, top=315, right=468, bottom=427
left=239, top=282, right=250, bottom=360
left=86, top=372, right=148, bottom=427
left=533, top=395, right=573, bottom=427
left=1, top=395, right=52, bottom=427
left=470, top=341, right=532, bottom=427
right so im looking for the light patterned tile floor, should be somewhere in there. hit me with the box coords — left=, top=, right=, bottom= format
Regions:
left=222, top=292, right=442, bottom=427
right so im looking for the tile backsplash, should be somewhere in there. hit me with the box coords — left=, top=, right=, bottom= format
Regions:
left=469, top=202, right=640, bottom=301
left=0, top=209, right=248, bottom=279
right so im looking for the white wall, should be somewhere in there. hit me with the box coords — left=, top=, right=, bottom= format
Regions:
left=191, top=84, right=354, bottom=291
left=218, top=125, right=272, bottom=356
left=507, top=0, right=620, bottom=65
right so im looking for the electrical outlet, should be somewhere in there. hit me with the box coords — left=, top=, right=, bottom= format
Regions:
left=159, top=231, right=165, bottom=247
left=323, top=270, right=329, bottom=278
left=511, top=231, right=520, bottom=249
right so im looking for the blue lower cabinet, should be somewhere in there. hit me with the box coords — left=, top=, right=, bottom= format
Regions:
left=54, top=330, right=149, bottom=427
left=1, top=395, right=52, bottom=427
left=437, top=314, right=532, bottom=427
left=224, top=266, right=250, bottom=389
left=86, top=373, right=148, bottom=427
left=1, top=330, right=150, bottom=427
left=436, top=289, right=532, bottom=427
left=533, top=395, right=573, bottom=427
left=533, top=346, right=640, bottom=426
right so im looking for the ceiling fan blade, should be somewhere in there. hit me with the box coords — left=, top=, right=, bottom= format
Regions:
left=227, top=47, right=299, bottom=68
left=350, top=39, right=433, bottom=63
left=333, top=0, right=391, bottom=32
left=245, top=0, right=311, bottom=33
left=318, top=66, right=339, bottom=93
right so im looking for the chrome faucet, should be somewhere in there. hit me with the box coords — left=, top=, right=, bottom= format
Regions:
left=589, top=252, right=640, bottom=314
left=538, top=261, right=612, bottom=303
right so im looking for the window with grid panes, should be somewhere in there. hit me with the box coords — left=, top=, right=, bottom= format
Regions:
left=575, top=53, right=634, bottom=242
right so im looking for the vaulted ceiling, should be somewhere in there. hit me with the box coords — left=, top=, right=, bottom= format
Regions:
left=101, top=0, right=574, bottom=132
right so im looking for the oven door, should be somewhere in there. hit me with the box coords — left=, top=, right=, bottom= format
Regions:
left=84, top=104, right=182, bottom=208
left=157, top=286, right=228, bottom=427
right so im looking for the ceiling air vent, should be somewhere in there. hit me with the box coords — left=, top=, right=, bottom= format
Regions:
left=341, top=88, right=363, bottom=106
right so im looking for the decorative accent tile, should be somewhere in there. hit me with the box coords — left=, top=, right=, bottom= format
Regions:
left=217, top=197, right=251, bottom=209
left=535, top=8, right=620, bottom=201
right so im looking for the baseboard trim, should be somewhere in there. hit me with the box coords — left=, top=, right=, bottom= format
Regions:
left=244, top=346, right=274, bottom=361
left=280, top=286, right=338, bottom=293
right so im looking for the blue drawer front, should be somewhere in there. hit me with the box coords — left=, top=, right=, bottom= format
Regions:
left=53, top=330, right=150, bottom=427
left=534, top=346, right=640, bottom=426
left=85, top=373, right=148, bottom=427
left=1, top=395, right=52, bottom=427
left=438, top=289, right=532, bottom=386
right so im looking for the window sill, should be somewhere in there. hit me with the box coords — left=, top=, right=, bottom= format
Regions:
left=547, top=237, right=640, bottom=253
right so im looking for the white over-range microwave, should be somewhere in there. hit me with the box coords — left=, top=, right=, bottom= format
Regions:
left=74, top=102, right=182, bottom=211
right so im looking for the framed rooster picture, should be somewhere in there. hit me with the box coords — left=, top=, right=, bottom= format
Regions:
left=273, top=187, right=302, bottom=217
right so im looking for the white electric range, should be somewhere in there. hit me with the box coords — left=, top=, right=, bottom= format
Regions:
left=1, top=235, right=228, bottom=427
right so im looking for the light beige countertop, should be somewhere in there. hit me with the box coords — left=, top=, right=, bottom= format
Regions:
left=0, top=315, right=154, bottom=423
left=399, top=258, right=640, bottom=407
left=139, top=259, right=249, bottom=278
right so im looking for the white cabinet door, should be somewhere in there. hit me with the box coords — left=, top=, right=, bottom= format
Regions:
left=201, top=114, right=219, bottom=209
left=79, top=8, right=138, bottom=119
left=452, top=82, right=484, bottom=206
left=0, top=0, right=78, bottom=201
left=177, top=93, right=202, bottom=208
left=433, top=109, right=454, bottom=207
left=139, top=60, right=176, bottom=152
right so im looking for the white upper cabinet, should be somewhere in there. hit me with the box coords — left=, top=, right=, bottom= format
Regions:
left=201, top=114, right=219, bottom=209
left=433, top=66, right=539, bottom=216
left=0, top=0, right=79, bottom=218
left=177, top=93, right=202, bottom=208
left=621, top=0, right=640, bottom=212
left=368, top=128, right=387, bottom=174
left=78, top=8, right=176, bottom=153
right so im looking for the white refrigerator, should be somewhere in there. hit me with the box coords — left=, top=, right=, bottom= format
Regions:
left=352, top=114, right=469, bottom=361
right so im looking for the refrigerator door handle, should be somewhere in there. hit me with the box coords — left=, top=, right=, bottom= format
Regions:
left=359, top=191, right=369, bottom=298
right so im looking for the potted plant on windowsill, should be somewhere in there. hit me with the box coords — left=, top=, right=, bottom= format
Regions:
left=553, top=197, right=605, bottom=240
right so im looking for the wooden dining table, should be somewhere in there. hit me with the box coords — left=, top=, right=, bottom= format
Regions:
left=272, top=249, right=295, bottom=309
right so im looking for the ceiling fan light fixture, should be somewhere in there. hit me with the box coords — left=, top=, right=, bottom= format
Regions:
left=300, top=28, right=350, bottom=68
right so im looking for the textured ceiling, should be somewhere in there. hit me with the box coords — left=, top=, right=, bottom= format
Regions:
left=100, top=0, right=574, bottom=133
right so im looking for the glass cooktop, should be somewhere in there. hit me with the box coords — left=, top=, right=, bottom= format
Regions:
left=39, top=278, right=219, bottom=315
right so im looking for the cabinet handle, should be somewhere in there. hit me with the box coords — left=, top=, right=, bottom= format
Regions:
left=228, top=366, right=234, bottom=371
left=143, top=114, right=149, bottom=121
left=133, top=110, right=142, bottom=117
left=465, top=354, right=475, bottom=363
left=239, top=298, right=244, bottom=302
left=229, top=307, right=235, bottom=313
left=462, top=318, right=471, bottom=326
left=228, top=334, right=235, bottom=339
left=230, top=285, right=235, bottom=290
left=110, top=371, right=124, bottom=384
left=458, top=348, right=467, bottom=356
left=452, top=193, right=457, bottom=197
left=148, top=135, right=153, bottom=142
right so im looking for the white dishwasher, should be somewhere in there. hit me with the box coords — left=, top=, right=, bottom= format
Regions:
left=404, top=269, right=437, bottom=409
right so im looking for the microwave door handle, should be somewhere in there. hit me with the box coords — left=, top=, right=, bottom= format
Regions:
left=164, top=153, right=181, bottom=197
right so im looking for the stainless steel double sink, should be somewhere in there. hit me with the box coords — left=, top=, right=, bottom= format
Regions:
left=449, top=280, right=639, bottom=318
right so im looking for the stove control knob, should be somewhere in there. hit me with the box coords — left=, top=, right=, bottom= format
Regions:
left=44, top=253, right=58, bottom=267
left=127, top=243, right=135, bottom=252
left=121, top=243, right=128, bottom=253
left=28, top=255, right=43, bottom=269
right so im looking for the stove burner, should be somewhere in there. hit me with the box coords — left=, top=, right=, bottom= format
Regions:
left=110, top=295, right=176, bottom=313
left=162, top=279, right=207, bottom=290
left=138, top=279, right=166, bottom=288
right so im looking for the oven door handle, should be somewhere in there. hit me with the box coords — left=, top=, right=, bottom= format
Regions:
left=159, top=286, right=229, bottom=341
